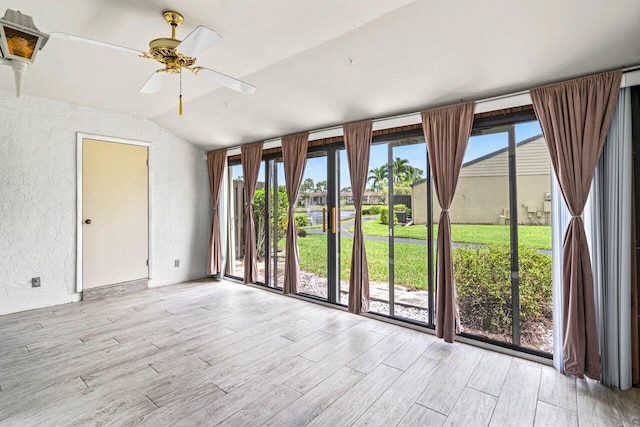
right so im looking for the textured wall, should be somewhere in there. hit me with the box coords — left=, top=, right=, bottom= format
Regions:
left=0, top=91, right=211, bottom=315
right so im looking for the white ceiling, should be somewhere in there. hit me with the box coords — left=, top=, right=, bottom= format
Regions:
left=1, top=0, right=639, bottom=150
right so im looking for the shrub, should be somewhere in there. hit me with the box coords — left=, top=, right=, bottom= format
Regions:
left=362, top=205, right=383, bottom=215
left=368, top=205, right=382, bottom=215
left=295, top=213, right=309, bottom=228
left=380, top=206, right=398, bottom=225
left=393, top=204, right=407, bottom=212
left=253, top=189, right=288, bottom=259
left=297, top=228, right=307, bottom=237
left=362, top=205, right=388, bottom=216
left=453, top=244, right=551, bottom=338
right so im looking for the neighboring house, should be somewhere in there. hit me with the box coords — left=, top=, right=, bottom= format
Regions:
left=309, top=190, right=385, bottom=206
left=310, top=190, right=327, bottom=205
left=412, top=135, right=551, bottom=225
left=340, top=191, right=385, bottom=205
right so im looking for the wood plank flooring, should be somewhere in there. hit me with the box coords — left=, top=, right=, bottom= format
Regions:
left=0, top=278, right=638, bottom=426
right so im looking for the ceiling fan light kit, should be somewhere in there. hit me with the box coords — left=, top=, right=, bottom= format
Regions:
left=50, top=10, right=256, bottom=115
left=0, top=9, right=50, bottom=97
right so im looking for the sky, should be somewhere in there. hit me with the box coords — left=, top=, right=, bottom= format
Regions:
left=232, top=120, right=543, bottom=189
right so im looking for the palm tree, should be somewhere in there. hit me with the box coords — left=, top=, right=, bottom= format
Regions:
left=392, top=157, right=410, bottom=183
left=404, top=166, right=424, bottom=184
left=368, top=165, right=388, bottom=192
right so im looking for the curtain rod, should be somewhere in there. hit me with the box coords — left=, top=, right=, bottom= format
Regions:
left=224, top=65, right=640, bottom=152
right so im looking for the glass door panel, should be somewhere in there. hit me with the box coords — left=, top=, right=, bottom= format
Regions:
left=227, top=164, right=245, bottom=278
left=453, top=129, right=512, bottom=344
left=296, top=152, right=329, bottom=299
left=390, top=139, right=429, bottom=322
left=338, top=149, right=353, bottom=305
left=360, top=143, right=389, bottom=315
left=269, top=158, right=286, bottom=289
left=514, top=121, right=553, bottom=352
left=254, top=161, right=267, bottom=284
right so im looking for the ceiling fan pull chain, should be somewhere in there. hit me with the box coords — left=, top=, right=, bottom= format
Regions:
left=179, top=69, right=183, bottom=116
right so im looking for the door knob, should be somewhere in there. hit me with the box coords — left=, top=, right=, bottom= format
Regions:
left=84, top=219, right=92, bottom=224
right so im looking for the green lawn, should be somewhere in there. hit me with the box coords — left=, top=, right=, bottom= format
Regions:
left=352, top=220, right=551, bottom=250
left=296, top=221, right=551, bottom=289
left=297, top=234, right=427, bottom=289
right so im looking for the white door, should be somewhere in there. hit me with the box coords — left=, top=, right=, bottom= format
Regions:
left=82, top=138, right=149, bottom=289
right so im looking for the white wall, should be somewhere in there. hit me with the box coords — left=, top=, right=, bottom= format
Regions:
left=0, top=91, right=211, bottom=315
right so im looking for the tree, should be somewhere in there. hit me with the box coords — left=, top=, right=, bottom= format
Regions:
left=404, top=165, right=424, bottom=184
left=368, top=165, right=388, bottom=192
left=252, top=188, right=288, bottom=259
left=390, top=158, right=423, bottom=187
left=392, top=157, right=410, bottom=183
left=299, top=178, right=315, bottom=204
left=315, top=180, right=327, bottom=192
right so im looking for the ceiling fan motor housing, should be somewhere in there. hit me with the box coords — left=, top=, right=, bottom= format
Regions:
left=148, top=11, right=195, bottom=71
left=148, top=38, right=195, bottom=70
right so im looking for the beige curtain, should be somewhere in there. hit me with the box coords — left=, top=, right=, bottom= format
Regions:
left=421, top=102, right=475, bottom=343
left=282, top=132, right=309, bottom=294
left=530, top=69, right=622, bottom=379
left=207, top=149, right=227, bottom=276
left=344, top=120, right=373, bottom=314
left=241, top=141, right=264, bottom=284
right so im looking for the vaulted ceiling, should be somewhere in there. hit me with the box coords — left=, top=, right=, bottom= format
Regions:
left=1, top=0, right=639, bottom=150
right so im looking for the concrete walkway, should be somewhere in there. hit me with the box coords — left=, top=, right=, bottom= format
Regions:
left=367, top=281, right=430, bottom=309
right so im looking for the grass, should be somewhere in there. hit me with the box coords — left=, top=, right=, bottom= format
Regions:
left=297, top=233, right=427, bottom=289
left=294, top=213, right=551, bottom=290
left=352, top=220, right=551, bottom=250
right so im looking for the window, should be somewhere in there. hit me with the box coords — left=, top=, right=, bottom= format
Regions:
left=454, top=117, right=552, bottom=354
left=225, top=108, right=553, bottom=356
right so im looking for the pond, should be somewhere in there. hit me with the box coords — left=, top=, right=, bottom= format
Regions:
left=306, top=209, right=355, bottom=225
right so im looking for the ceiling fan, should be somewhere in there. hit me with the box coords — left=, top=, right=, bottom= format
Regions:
left=50, top=11, right=255, bottom=114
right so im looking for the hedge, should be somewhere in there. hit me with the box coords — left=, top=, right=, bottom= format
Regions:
left=453, top=244, right=552, bottom=339
left=361, top=205, right=382, bottom=215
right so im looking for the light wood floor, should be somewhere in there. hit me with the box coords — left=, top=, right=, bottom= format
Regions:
left=0, top=279, right=638, bottom=426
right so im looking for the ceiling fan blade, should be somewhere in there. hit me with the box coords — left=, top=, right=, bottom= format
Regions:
left=176, top=26, right=222, bottom=58
left=192, top=67, right=256, bottom=95
left=50, top=32, right=145, bottom=56
left=140, top=71, right=171, bottom=94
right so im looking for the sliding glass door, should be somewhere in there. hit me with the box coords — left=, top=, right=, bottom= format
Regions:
left=454, top=120, right=553, bottom=353
left=388, top=138, right=431, bottom=323
left=268, top=157, right=285, bottom=290
left=296, top=151, right=331, bottom=299
left=226, top=113, right=551, bottom=356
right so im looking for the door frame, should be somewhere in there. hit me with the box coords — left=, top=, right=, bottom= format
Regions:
left=75, top=133, right=152, bottom=293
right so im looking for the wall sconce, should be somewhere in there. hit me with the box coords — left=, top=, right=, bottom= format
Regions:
left=0, top=9, right=49, bottom=97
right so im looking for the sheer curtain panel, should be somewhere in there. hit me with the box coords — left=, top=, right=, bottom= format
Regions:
left=586, top=88, right=633, bottom=389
